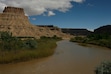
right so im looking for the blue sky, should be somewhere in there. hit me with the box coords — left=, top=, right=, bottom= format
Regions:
left=29, top=0, right=111, bottom=31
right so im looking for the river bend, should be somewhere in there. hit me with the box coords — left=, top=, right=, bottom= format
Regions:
left=0, top=40, right=111, bottom=74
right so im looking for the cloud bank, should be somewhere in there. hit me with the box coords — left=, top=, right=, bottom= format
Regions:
left=0, top=0, right=85, bottom=16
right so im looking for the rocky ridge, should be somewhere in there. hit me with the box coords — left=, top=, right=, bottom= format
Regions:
left=94, top=25, right=111, bottom=35
left=0, top=6, right=71, bottom=39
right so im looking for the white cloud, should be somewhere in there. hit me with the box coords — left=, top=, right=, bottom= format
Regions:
left=48, top=11, right=55, bottom=16
left=73, top=0, right=85, bottom=3
left=0, top=0, right=85, bottom=16
left=32, top=18, right=36, bottom=21
left=0, top=1, right=6, bottom=12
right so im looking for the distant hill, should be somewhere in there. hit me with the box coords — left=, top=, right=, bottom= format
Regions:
left=61, top=28, right=92, bottom=36
left=94, top=25, right=111, bottom=35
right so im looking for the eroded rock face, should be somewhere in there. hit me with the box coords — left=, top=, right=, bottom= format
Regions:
left=0, top=6, right=71, bottom=39
left=3, top=6, right=25, bottom=14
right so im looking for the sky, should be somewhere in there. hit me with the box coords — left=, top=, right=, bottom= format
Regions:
left=0, top=0, right=111, bottom=31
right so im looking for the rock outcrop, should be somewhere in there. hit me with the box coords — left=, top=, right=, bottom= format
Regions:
left=0, top=6, right=71, bottom=39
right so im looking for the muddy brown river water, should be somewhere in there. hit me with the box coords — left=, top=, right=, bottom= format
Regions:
left=0, top=40, right=111, bottom=74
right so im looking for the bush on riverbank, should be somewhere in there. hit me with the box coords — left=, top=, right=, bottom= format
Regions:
left=0, top=32, right=61, bottom=64
left=70, top=34, right=111, bottom=49
left=0, top=32, right=37, bottom=51
left=95, top=61, right=111, bottom=74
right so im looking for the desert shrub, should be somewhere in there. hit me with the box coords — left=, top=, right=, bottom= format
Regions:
left=70, top=33, right=111, bottom=49
left=40, top=35, right=62, bottom=41
left=0, top=32, right=22, bottom=51
left=87, top=34, right=110, bottom=40
left=40, top=36, right=51, bottom=39
left=0, top=31, right=12, bottom=42
left=0, top=31, right=37, bottom=51
left=95, top=61, right=111, bottom=74
left=52, top=35, right=62, bottom=40
left=22, top=39, right=37, bottom=49
left=70, top=36, right=86, bottom=43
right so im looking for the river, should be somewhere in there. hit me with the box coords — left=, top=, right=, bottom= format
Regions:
left=0, top=40, right=111, bottom=74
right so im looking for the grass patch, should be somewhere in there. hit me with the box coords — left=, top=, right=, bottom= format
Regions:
left=0, top=32, right=61, bottom=64
left=0, top=38, right=59, bottom=64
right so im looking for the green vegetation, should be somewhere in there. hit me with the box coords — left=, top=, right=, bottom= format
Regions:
left=95, top=61, right=111, bottom=74
left=70, top=34, right=111, bottom=49
left=0, top=32, right=61, bottom=64
left=0, top=32, right=37, bottom=51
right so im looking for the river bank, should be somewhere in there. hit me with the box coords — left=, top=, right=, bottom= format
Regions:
left=70, top=35, right=111, bottom=49
left=0, top=36, right=61, bottom=64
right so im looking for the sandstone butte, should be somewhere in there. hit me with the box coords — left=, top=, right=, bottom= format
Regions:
left=0, top=6, right=72, bottom=39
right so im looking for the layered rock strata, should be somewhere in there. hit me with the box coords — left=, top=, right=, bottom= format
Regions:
left=0, top=6, right=70, bottom=39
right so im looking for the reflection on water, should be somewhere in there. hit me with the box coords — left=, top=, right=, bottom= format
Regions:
left=0, top=40, right=111, bottom=74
